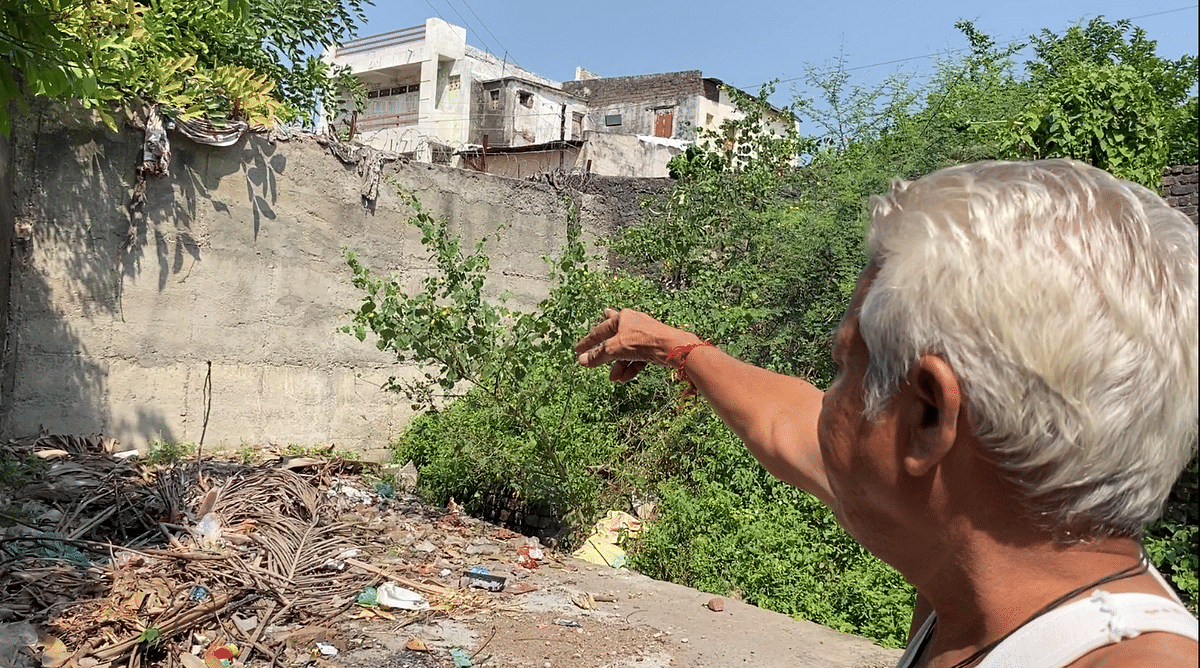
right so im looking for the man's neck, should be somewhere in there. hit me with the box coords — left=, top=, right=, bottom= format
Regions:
left=912, top=535, right=1146, bottom=667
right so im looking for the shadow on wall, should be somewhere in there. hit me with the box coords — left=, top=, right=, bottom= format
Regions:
left=0, top=108, right=278, bottom=449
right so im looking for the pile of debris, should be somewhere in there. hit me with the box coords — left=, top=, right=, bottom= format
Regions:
left=0, top=435, right=553, bottom=668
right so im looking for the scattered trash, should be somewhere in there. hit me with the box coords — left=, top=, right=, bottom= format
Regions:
left=376, top=583, right=430, bottom=611
left=188, top=586, right=210, bottom=603
left=356, top=587, right=379, bottom=607
left=194, top=512, right=223, bottom=548
left=517, top=540, right=545, bottom=569
left=404, top=637, right=430, bottom=652
left=0, top=433, right=554, bottom=668
left=570, top=592, right=595, bottom=610
left=554, top=618, right=582, bottom=628
left=449, top=647, right=473, bottom=668
left=461, top=569, right=507, bottom=592
left=707, top=597, right=725, bottom=612
left=572, top=510, right=641, bottom=568
left=506, top=581, right=538, bottom=595
left=323, top=548, right=361, bottom=571
left=325, top=480, right=377, bottom=506
left=204, top=643, right=239, bottom=668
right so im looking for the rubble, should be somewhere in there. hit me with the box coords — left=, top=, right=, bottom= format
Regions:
left=0, top=433, right=555, bottom=668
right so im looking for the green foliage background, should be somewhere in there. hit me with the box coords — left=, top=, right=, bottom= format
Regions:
left=346, top=17, right=1198, bottom=649
left=0, top=0, right=368, bottom=133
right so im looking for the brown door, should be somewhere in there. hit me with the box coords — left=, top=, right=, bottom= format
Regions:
left=654, top=109, right=673, bottom=138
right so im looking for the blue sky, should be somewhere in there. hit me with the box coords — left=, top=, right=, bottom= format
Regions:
left=358, top=1, right=1198, bottom=104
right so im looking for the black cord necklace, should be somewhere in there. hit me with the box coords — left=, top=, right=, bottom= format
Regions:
left=929, top=547, right=1150, bottom=668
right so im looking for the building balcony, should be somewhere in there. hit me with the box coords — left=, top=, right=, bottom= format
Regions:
left=356, top=111, right=419, bottom=133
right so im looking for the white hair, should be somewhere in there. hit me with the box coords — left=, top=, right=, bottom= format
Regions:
left=859, top=159, right=1198, bottom=537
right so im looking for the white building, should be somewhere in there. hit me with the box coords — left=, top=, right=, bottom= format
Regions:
left=328, top=19, right=796, bottom=178
left=325, top=18, right=583, bottom=166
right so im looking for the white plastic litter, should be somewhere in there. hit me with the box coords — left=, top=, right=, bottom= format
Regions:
left=194, top=513, right=222, bottom=548
left=325, top=481, right=377, bottom=505
left=376, top=582, right=429, bottom=611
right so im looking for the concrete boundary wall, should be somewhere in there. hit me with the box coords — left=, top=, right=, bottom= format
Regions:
left=1, top=114, right=667, bottom=456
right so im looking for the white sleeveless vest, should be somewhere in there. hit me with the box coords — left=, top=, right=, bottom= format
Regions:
left=895, top=567, right=1198, bottom=668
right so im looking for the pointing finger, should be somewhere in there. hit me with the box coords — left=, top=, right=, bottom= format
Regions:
left=610, top=360, right=647, bottom=382
left=573, top=309, right=620, bottom=354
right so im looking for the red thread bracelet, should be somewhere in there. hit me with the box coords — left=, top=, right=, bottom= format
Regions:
left=666, top=341, right=715, bottom=398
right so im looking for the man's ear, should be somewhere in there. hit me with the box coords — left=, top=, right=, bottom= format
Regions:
left=903, top=355, right=963, bottom=477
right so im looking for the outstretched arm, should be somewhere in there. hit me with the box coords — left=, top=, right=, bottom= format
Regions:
left=574, top=308, right=835, bottom=507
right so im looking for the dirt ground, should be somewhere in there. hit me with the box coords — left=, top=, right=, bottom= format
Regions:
left=311, top=513, right=903, bottom=668
left=333, top=553, right=903, bottom=668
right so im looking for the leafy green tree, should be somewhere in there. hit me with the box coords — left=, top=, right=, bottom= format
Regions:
left=908, top=21, right=1029, bottom=168
left=0, top=0, right=368, bottom=133
left=1003, top=18, right=1198, bottom=187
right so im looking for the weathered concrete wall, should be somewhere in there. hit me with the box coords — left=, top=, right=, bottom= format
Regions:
left=579, top=132, right=686, bottom=178
left=2, top=116, right=666, bottom=455
left=564, top=71, right=707, bottom=141
left=1162, top=165, right=1198, bottom=224
left=469, top=146, right=583, bottom=179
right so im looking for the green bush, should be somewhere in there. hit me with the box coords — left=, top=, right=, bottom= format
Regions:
left=393, top=366, right=638, bottom=533
left=629, top=411, right=915, bottom=648
left=1145, top=456, right=1199, bottom=615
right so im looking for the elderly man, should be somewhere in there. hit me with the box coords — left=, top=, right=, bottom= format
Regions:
left=574, top=159, right=1198, bottom=667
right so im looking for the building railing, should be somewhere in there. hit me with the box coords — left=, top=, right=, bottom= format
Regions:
left=356, top=111, right=419, bottom=132
left=336, top=24, right=426, bottom=58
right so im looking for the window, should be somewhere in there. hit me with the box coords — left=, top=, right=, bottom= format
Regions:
left=604, top=112, right=622, bottom=127
left=518, top=91, right=533, bottom=108
left=401, top=85, right=419, bottom=113
left=390, top=86, right=405, bottom=96
left=448, top=75, right=460, bottom=91
left=367, top=90, right=379, bottom=99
